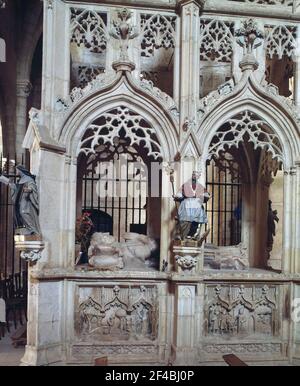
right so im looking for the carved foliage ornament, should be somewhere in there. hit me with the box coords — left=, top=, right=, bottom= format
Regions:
left=110, top=8, right=138, bottom=61
left=79, top=106, right=163, bottom=160
left=208, top=110, right=283, bottom=164
left=235, top=19, right=264, bottom=54
left=70, top=8, right=108, bottom=53
left=264, top=24, right=296, bottom=59
left=140, top=14, right=176, bottom=57
left=76, top=285, right=158, bottom=342
left=200, top=19, right=234, bottom=63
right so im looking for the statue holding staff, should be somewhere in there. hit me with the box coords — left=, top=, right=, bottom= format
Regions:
left=173, top=171, right=210, bottom=243
left=0, top=164, right=41, bottom=236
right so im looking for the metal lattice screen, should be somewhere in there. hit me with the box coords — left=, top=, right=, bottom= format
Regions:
left=205, top=157, right=242, bottom=246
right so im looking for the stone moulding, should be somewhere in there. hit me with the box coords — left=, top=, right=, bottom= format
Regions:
left=201, top=342, right=283, bottom=355
left=55, top=68, right=179, bottom=141
left=14, top=236, right=45, bottom=264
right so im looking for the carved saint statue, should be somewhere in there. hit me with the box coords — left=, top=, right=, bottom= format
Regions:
left=0, top=165, right=41, bottom=236
left=174, top=171, right=210, bottom=242
left=267, top=200, right=279, bottom=256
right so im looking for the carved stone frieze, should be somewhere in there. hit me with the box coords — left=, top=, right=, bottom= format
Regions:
left=75, top=285, right=159, bottom=343
left=202, top=342, right=282, bottom=354
left=204, top=284, right=279, bottom=337
left=72, top=344, right=158, bottom=358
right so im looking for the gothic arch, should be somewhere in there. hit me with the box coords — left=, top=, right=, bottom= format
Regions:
left=198, top=73, right=300, bottom=171
left=59, top=71, right=179, bottom=162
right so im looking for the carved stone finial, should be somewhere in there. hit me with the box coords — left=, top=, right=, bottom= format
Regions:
left=110, top=7, right=138, bottom=71
left=235, top=19, right=264, bottom=72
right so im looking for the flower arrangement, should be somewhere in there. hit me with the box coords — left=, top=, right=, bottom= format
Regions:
left=75, top=212, right=94, bottom=255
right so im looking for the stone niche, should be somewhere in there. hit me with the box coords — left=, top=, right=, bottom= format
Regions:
left=200, top=282, right=289, bottom=363
left=71, top=283, right=165, bottom=364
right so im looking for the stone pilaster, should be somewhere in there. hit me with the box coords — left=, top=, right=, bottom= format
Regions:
left=172, top=284, right=198, bottom=365
left=177, top=0, right=205, bottom=141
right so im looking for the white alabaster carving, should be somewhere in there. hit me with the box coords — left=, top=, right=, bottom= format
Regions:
left=140, top=14, right=176, bottom=57
left=260, top=78, right=300, bottom=122
left=79, top=106, right=163, bottom=160
left=265, top=24, right=296, bottom=59
left=110, top=8, right=138, bottom=62
left=208, top=110, right=283, bottom=163
left=75, top=285, right=158, bottom=342
left=70, top=8, right=108, bottom=54
left=198, top=79, right=234, bottom=119
left=205, top=284, right=278, bottom=337
left=20, top=250, right=42, bottom=263
left=55, top=72, right=116, bottom=114
left=72, top=64, right=105, bottom=88
left=140, top=78, right=179, bottom=120
left=175, top=255, right=197, bottom=270
left=15, top=238, right=45, bottom=263
left=88, top=233, right=124, bottom=270
left=199, top=19, right=234, bottom=63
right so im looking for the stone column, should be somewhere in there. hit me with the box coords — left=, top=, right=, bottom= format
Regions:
left=177, top=0, right=204, bottom=140
left=283, top=166, right=298, bottom=273
left=15, top=80, right=32, bottom=156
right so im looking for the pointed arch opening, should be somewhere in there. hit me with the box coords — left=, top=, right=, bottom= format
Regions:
left=204, top=109, right=284, bottom=271
left=75, top=105, right=164, bottom=271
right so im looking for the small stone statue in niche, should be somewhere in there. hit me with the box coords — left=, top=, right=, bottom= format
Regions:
left=0, top=165, right=41, bottom=236
left=173, top=171, right=210, bottom=244
left=267, top=200, right=279, bottom=257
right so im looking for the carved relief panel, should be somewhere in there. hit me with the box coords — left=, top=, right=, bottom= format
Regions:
left=204, top=284, right=280, bottom=338
left=75, top=285, right=159, bottom=343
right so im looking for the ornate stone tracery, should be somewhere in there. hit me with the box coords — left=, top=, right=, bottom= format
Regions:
left=140, top=14, right=176, bottom=57
left=264, top=24, right=297, bottom=59
left=70, top=8, right=108, bottom=53
left=208, top=110, right=283, bottom=164
left=200, top=19, right=234, bottom=63
left=71, top=64, right=105, bottom=88
left=79, top=106, right=163, bottom=160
